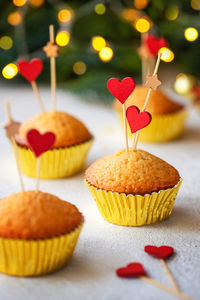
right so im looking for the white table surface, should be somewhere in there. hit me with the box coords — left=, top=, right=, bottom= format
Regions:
left=0, top=84, right=200, bottom=300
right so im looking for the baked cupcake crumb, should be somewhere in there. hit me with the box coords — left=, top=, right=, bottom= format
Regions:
left=86, top=149, right=180, bottom=195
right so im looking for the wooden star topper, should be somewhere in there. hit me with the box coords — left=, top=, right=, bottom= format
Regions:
left=3, top=121, right=21, bottom=139
left=138, top=45, right=151, bottom=60
left=145, top=74, right=161, bottom=90
left=43, top=42, right=59, bottom=58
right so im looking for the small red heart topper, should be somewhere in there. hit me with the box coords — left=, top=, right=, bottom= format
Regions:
left=116, top=262, right=146, bottom=278
left=145, top=245, right=174, bottom=260
left=26, top=129, right=56, bottom=158
left=18, top=58, right=43, bottom=82
left=145, top=35, right=168, bottom=56
left=107, top=77, right=135, bottom=104
left=126, top=105, right=152, bottom=133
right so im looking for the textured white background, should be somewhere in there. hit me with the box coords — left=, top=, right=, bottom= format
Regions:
left=0, top=85, right=199, bottom=300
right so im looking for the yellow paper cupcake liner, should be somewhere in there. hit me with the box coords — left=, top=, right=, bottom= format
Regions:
left=86, top=179, right=182, bottom=226
left=0, top=223, right=83, bottom=276
left=117, top=109, right=188, bottom=142
left=17, top=139, right=93, bottom=179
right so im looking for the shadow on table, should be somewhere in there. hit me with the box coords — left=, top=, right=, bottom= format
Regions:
left=150, top=202, right=200, bottom=232
left=180, top=127, right=200, bottom=144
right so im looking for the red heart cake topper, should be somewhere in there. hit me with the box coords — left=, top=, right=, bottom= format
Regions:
left=26, top=129, right=56, bottom=158
left=126, top=105, right=152, bottom=133
left=145, top=35, right=168, bottom=56
left=107, top=77, right=135, bottom=104
left=144, top=245, right=174, bottom=260
left=116, top=262, right=146, bottom=278
left=18, top=58, right=43, bottom=82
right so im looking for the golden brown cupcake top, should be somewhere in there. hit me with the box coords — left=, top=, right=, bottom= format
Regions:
left=0, top=191, right=83, bottom=239
left=114, top=85, right=184, bottom=115
left=86, top=149, right=180, bottom=195
left=17, top=111, right=91, bottom=148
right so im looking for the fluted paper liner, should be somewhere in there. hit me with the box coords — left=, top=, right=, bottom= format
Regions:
left=0, top=223, right=83, bottom=276
left=117, top=109, right=188, bottom=142
left=17, top=139, right=93, bottom=179
left=86, top=179, right=182, bottom=226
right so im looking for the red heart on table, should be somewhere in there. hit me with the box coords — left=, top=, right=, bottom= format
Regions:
left=116, top=262, right=146, bottom=278
left=145, top=35, right=168, bottom=56
left=107, top=77, right=135, bottom=104
left=26, top=129, right=56, bottom=158
left=126, top=105, right=152, bottom=133
left=18, top=58, right=43, bottom=82
left=144, top=245, right=174, bottom=260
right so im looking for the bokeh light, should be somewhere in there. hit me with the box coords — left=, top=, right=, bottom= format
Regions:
left=191, top=0, right=200, bottom=10
left=99, top=47, right=113, bottom=62
left=0, top=36, right=13, bottom=50
left=134, top=0, right=148, bottom=10
left=159, top=47, right=174, bottom=63
left=13, top=0, right=27, bottom=7
left=2, top=63, right=18, bottom=79
left=29, top=0, right=44, bottom=7
left=135, top=18, right=150, bottom=33
left=174, top=74, right=191, bottom=94
left=165, top=6, right=179, bottom=21
left=94, top=3, right=106, bottom=15
left=58, top=9, right=72, bottom=23
left=121, top=8, right=140, bottom=22
left=184, top=27, right=198, bottom=42
left=92, top=36, right=106, bottom=51
left=73, top=61, right=87, bottom=75
left=8, top=12, right=22, bottom=26
left=56, top=31, right=70, bottom=47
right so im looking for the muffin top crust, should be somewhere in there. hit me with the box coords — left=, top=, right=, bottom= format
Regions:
left=86, top=149, right=180, bottom=195
left=0, top=191, right=83, bottom=239
left=114, top=85, right=184, bottom=115
left=17, top=111, right=91, bottom=148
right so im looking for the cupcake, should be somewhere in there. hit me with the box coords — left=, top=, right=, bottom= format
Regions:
left=0, top=190, right=83, bottom=276
left=16, top=111, right=93, bottom=179
left=114, top=85, right=188, bottom=142
left=86, top=149, right=182, bottom=226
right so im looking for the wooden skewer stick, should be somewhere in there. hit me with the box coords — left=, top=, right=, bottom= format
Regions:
left=141, top=33, right=148, bottom=85
left=161, top=259, right=180, bottom=293
left=141, top=276, right=194, bottom=300
left=123, top=102, right=128, bottom=152
left=31, top=81, right=45, bottom=113
left=36, top=156, right=41, bottom=192
left=49, top=24, right=57, bottom=111
left=5, top=102, right=24, bottom=192
left=132, top=52, right=162, bottom=150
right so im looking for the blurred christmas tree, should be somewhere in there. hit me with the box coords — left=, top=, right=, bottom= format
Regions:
left=0, top=0, right=199, bottom=101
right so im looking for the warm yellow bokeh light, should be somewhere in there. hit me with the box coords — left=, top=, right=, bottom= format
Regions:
left=174, top=74, right=191, bottom=94
left=122, top=8, right=140, bottom=22
left=56, top=31, right=70, bottom=47
left=165, top=6, right=179, bottom=21
left=2, top=63, right=18, bottom=79
left=184, top=27, right=198, bottom=42
left=30, top=0, right=44, bottom=7
left=13, top=0, right=27, bottom=7
left=8, top=12, right=22, bottom=26
left=94, top=3, right=106, bottom=15
left=134, top=0, right=148, bottom=10
left=159, top=47, right=174, bottom=63
left=0, top=36, right=13, bottom=50
left=135, top=18, right=150, bottom=33
left=92, top=36, right=106, bottom=51
left=73, top=61, right=87, bottom=75
left=99, top=47, right=113, bottom=62
left=191, top=0, right=200, bottom=10
left=58, top=9, right=72, bottom=23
